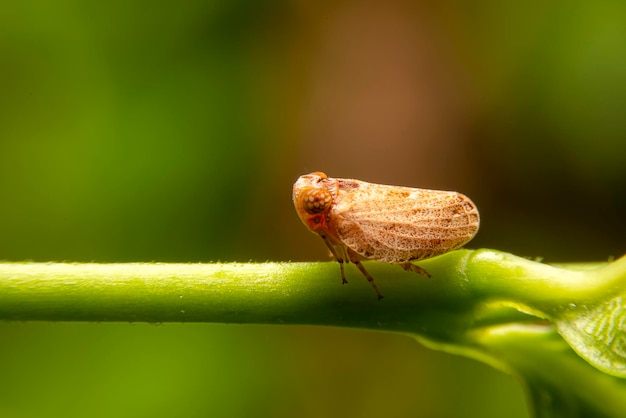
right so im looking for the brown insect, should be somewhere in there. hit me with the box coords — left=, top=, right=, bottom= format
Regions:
left=293, top=172, right=479, bottom=299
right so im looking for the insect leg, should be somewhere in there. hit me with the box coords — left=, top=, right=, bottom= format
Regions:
left=346, top=248, right=384, bottom=300
left=319, top=231, right=348, bottom=284
left=399, top=263, right=432, bottom=278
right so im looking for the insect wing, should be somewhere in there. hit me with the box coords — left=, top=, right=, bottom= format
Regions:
left=330, top=181, right=479, bottom=263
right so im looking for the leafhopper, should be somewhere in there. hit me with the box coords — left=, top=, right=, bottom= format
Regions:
left=293, top=172, right=480, bottom=299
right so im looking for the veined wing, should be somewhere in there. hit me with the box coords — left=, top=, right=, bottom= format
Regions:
left=331, top=181, right=479, bottom=263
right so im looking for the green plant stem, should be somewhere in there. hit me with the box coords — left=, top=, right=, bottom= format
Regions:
left=0, top=249, right=621, bottom=328
left=2, top=249, right=626, bottom=417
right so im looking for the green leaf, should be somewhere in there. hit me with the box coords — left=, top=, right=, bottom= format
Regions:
left=556, top=294, right=626, bottom=378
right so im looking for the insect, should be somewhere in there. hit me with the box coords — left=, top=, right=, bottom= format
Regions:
left=292, top=172, right=479, bottom=299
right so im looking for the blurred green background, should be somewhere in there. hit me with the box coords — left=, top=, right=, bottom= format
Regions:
left=1, top=1, right=624, bottom=417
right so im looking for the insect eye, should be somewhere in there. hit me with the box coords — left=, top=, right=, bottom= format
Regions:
left=300, top=187, right=332, bottom=214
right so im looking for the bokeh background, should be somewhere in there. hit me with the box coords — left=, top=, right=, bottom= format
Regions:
left=1, top=1, right=625, bottom=417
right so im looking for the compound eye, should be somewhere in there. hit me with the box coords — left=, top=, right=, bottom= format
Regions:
left=300, top=187, right=332, bottom=214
